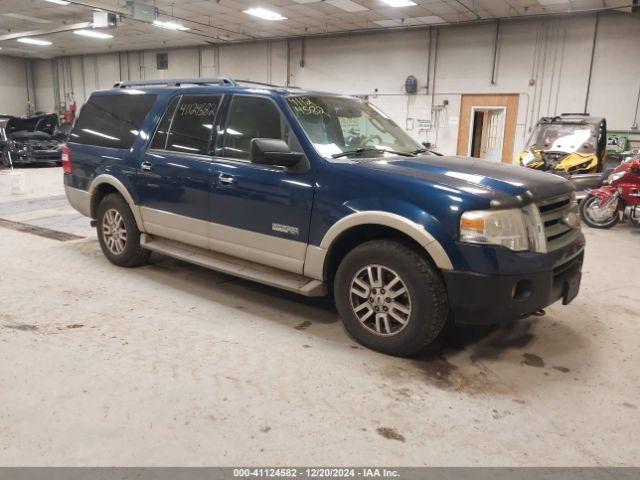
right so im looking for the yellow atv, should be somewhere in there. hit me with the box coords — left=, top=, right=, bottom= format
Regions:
left=519, top=114, right=606, bottom=174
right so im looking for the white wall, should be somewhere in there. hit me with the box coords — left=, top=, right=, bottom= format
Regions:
left=0, top=56, right=31, bottom=116
left=29, top=12, right=640, bottom=160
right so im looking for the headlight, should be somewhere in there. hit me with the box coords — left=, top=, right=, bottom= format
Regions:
left=460, top=204, right=546, bottom=252
left=607, top=171, right=625, bottom=184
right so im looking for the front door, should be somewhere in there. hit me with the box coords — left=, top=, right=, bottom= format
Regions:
left=136, top=94, right=222, bottom=249
left=209, top=95, right=315, bottom=274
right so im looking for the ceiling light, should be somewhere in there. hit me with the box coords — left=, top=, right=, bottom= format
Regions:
left=381, top=0, right=417, bottom=6
left=43, top=0, right=71, bottom=5
left=73, top=29, right=113, bottom=39
left=152, top=20, right=190, bottom=31
left=327, top=0, right=368, bottom=12
left=17, top=37, right=52, bottom=46
left=244, top=8, right=287, bottom=20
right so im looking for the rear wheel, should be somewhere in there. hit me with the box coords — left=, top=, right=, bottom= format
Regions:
left=96, top=193, right=150, bottom=267
left=334, top=239, right=448, bottom=356
left=580, top=194, right=620, bottom=229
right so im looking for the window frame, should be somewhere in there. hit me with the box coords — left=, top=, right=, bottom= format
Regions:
left=215, top=93, right=299, bottom=170
left=147, top=93, right=225, bottom=158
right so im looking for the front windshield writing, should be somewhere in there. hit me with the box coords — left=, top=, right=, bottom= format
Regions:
left=286, top=96, right=422, bottom=158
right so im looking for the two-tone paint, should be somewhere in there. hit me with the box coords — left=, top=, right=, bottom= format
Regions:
left=65, top=84, right=585, bottom=321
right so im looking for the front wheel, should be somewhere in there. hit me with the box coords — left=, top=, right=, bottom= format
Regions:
left=334, top=239, right=448, bottom=356
left=580, top=194, right=620, bottom=229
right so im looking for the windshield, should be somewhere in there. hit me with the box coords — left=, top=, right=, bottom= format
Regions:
left=5, top=114, right=58, bottom=136
left=526, top=122, right=597, bottom=155
left=286, top=95, right=423, bottom=159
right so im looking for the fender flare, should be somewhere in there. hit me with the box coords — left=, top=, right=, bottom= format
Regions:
left=304, top=211, right=453, bottom=280
left=89, top=174, right=145, bottom=231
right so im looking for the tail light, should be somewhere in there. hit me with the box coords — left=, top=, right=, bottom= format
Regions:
left=61, top=145, right=72, bottom=173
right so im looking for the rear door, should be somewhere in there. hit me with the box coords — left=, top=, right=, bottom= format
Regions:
left=136, top=94, right=222, bottom=249
left=208, top=94, right=315, bottom=274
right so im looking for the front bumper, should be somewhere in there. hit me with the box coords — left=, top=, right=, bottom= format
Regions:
left=443, top=249, right=584, bottom=325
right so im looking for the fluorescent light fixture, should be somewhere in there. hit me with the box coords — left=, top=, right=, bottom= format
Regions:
left=381, top=0, right=417, bottom=5
left=73, top=29, right=113, bottom=39
left=244, top=7, right=287, bottom=20
left=43, top=0, right=71, bottom=4
left=17, top=37, right=52, bottom=46
left=327, top=0, right=368, bottom=12
left=152, top=20, right=190, bottom=31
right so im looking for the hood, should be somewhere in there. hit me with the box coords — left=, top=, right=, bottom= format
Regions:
left=353, top=155, right=574, bottom=207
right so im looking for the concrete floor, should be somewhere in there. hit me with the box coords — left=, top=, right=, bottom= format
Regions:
left=0, top=167, right=638, bottom=466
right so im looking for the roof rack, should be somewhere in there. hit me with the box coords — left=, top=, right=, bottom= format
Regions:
left=113, top=77, right=298, bottom=90
left=113, top=77, right=238, bottom=88
left=234, top=79, right=298, bottom=89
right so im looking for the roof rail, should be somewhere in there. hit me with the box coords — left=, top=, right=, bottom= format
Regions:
left=234, top=79, right=298, bottom=89
left=113, top=77, right=238, bottom=88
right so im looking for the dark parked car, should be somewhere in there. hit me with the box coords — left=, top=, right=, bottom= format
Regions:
left=63, top=78, right=585, bottom=356
left=1, top=113, right=65, bottom=167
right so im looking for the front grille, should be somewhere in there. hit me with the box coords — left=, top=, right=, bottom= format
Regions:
left=538, top=194, right=579, bottom=252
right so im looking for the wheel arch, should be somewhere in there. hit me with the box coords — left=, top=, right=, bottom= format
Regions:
left=89, top=175, right=144, bottom=230
left=304, top=212, right=453, bottom=282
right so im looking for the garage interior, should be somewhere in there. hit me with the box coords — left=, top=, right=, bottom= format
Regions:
left=1, top=0, right=639, bottom=470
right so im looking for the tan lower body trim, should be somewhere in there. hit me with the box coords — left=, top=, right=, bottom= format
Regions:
left=140, top=207, right=307, bottom=274
left=64, top=185, right=91, bottom=218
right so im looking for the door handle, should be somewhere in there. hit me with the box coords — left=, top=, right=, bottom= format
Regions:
left=140, top=161, right=153, bottom=172
left=218, top=173, right=236, bottom=186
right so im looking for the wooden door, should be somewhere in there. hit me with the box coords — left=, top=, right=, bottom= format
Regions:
left=457, top=94, right=519, bottom=163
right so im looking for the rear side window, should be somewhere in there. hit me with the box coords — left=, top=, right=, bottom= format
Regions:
left=70, top=93, right=156, bottom=149
left=165, top=95, right=221, bottom=155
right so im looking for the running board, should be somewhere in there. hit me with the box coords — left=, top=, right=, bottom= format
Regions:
left=141, top=234, right=327, bottom=297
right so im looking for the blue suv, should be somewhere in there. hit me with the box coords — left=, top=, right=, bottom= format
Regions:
left=63, top=78, right=584, bottom=356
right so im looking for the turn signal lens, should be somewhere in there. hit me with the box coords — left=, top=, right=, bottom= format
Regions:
left=460, top=216, right=485, bottom=232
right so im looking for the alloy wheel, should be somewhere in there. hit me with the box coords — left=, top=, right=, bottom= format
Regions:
left=349, top=264, right=412, bottom=336
left=102, top=208, right=127, bottom=255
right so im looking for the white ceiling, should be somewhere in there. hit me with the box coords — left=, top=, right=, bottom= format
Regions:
left=0, top=0, right=632, bottom=58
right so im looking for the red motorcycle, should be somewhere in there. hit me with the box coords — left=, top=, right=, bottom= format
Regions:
left=580, top=157, right=640, bottom=228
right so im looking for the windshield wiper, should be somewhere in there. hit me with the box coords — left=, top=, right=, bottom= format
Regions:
left=331, top=147, right=416, bottom=159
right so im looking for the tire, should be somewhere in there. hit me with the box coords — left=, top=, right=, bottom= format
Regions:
left=580, top=194, right=620, bottom=229
left=96, top=193, right=150, bottom=267
left=334, top=239, right=448, bottom=356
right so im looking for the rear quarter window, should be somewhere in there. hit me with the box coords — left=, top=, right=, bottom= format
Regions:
left=70, top=93, right=157, bottom=149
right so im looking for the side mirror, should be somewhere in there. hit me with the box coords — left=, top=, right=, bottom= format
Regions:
left=250, top=138, right=305, bottom=169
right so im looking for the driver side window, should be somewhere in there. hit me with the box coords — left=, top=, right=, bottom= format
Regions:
left=223, top=96, right=292, bottom=161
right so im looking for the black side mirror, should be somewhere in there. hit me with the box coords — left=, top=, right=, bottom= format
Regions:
left=250, top=138, right=305, bottom=169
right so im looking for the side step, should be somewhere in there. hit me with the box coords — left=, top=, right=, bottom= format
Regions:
left=141, top=234, right=327, bottom=297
